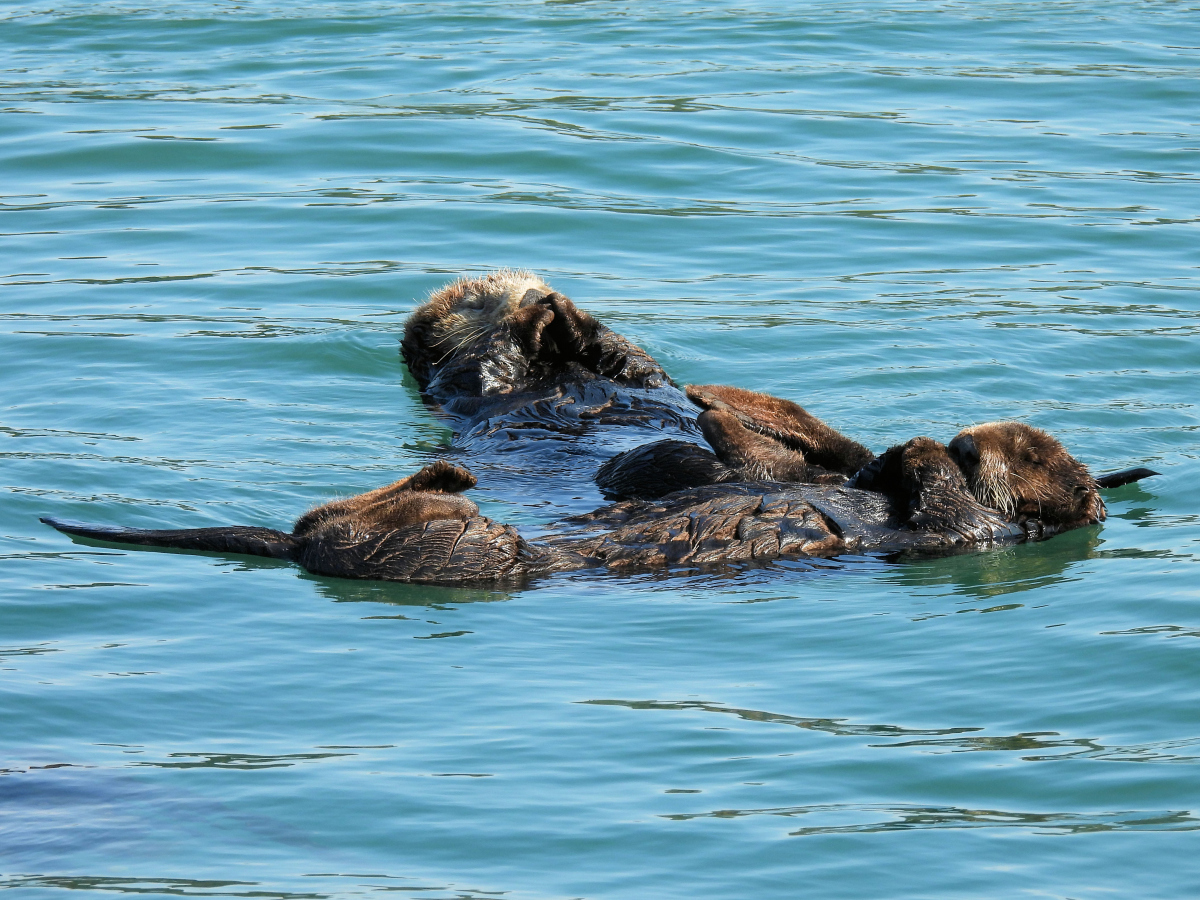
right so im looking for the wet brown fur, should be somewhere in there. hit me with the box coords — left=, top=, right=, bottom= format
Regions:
left=292, top=459, right=480, bottom=537
left=948, top=422, right=1106, bottom=530
left=400, top=270, right=552, bottom=388
left=687, top=384, right=876, bottom=478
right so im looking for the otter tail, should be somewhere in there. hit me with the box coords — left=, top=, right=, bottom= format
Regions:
left=40, top=517, right=298, bottom=560
left=1095, top=467, right=1160, bottom=489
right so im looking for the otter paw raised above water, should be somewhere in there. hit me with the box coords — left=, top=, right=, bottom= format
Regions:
left=686, top=384, right=874, bottom=476
left=292, top=460, right=481, bottom=537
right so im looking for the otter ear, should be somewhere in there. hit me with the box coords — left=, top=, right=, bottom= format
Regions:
left=405, top=460, right=478, bottom=494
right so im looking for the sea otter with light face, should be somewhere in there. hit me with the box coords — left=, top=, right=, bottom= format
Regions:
left=40, top=273, right=1157, bottom=584
left=397, top=270, right=731, bottom=514
left=596, top=382, right=1139, bottom=539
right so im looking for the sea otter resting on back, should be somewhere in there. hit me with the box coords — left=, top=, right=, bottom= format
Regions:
left=399, top=270, right=882, bottom=504
left=41, top=420, right=1151, bottom=583
left=399, top=271, right=723, bottom=504
left=41, top=272, right=1157, bottom=584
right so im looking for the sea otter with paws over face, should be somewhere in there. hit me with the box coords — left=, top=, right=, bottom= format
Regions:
left=598, top=383, right=1126, bottom=536
left=399, top=271, right=884, bottom=504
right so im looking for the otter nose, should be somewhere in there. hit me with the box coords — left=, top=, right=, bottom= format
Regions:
left=949, top=434, right=980, bottom=471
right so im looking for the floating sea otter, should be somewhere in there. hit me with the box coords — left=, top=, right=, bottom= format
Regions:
left=40, top=423, right=1154, bottom=583
left=42, top=272, right=1156, bottom=584
left=398, top=270, right=718, bottom=508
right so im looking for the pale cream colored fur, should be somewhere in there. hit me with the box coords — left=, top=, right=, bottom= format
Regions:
left=413, top=269, right=551, bottom=355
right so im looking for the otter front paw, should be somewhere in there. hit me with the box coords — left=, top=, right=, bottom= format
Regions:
left=507, top=301, right=556, bottom=357
left=406, top=459, right=478, bottom=495
left=540, top=292, right=603, bottom=357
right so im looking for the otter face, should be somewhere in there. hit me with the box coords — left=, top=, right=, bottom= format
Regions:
left=402, top=269, right=552, bottom=387
left=947, top=422, right=1105, bottom=529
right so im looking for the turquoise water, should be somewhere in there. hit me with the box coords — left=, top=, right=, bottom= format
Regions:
left=2, top=2, right=1199, bottom=897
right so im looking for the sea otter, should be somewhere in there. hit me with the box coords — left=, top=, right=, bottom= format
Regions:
left=41, top=420, right=1155, bottom=584
left=399, top=272, right=883, bottom=507
left=39, top=272, right=1157, bottom=583
left=399, top=271, right=717, bottom=501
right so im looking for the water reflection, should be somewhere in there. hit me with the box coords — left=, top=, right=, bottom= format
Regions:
left=582, top=698, right=982, bottom=740
left=886, top=526, right=1102, bottom=599
left=131, top=751, right=353, bottom=771
left=0, top=875, right=506, bottom=900
left=1101, top=625, right=1200, bottom=640
left=663, top=802, right=1200, bottom=835
left=584, top=699, right=1200, bottom=763
left=0, top=876, right=313, bottom=900
left=0, top=771, right=499, bottom=898
left=307, top=574, right=512, bottom=608
left=0, top=767, right=323, bottom=879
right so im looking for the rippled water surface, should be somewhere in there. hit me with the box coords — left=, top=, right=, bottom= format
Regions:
left=3, top=2, right=1200, bottom=898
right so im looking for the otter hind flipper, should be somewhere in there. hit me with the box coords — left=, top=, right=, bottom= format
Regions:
left=1096, top=467, right=1160, bottom=489
left=686, top=384, right=874, bottom=476
left=596, top=439, right=735, bottom=500
left=40, top=517, right=298, bottom=559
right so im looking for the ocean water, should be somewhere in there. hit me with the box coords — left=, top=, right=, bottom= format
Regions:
left=2, top=2, right=1199, bottom=898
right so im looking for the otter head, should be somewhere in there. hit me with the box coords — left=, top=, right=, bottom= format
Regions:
left=947, top=422, right=1105, bottom=530
left=401, top=269, right=552, bottom=388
